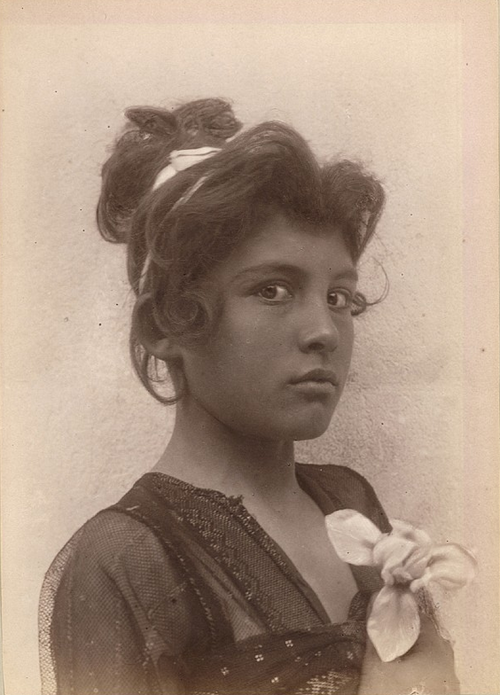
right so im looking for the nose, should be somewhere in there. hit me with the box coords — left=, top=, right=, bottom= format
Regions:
left=297, top=302, right=340, bottom=354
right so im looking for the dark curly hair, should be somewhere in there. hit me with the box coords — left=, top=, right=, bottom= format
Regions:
left=97, top=98, right=385, bottom=403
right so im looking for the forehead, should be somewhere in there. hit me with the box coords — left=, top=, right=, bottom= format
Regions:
left=219, top=212, right=355, bottom=280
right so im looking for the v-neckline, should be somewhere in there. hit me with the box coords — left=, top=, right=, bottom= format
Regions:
left=143, top=465, right=366, bottom=627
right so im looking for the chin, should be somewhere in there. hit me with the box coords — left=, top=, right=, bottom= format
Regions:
left=286, top=402, right=338, bottom=441
left=291, top=422, right=332, bottom=441
left=284, top=411, right=335, bottom=441
left=222, top=401, right=337, bottom=442
left=231, top=413, right=332, bottom=443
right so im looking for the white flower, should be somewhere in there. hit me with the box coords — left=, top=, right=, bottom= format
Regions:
left=325, top=509, right=476, bottom=662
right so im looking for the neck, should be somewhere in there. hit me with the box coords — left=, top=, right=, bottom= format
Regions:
left=153, top=395, right=299, bottom=503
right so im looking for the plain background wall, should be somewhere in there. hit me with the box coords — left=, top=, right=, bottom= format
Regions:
left=1, top=2, right=498, bottom=694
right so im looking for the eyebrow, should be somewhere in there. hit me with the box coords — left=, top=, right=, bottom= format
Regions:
left=231, top=263, right=359, bottom=284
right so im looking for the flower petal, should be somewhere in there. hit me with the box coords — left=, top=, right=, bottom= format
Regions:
left=325, top=509, right=382, bottom=565
left=390, top=519, right=433, bottom=548
left=372, top=534, right=420, bottom=583
left=367, top=585, right=421, bottom=662
left=422, top=543, right=477, bottom=590
left=403, top=546, right=433, bottom=579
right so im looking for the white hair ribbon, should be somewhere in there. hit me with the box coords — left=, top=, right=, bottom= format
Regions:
left=140, top=146, right=222, bottom=293
left=152, top=146, right=221, bottom=191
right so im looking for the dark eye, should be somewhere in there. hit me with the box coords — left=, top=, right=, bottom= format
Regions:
left=328, top=290, right=353, bottom=310
left=257, top=284, right=293, bottom=302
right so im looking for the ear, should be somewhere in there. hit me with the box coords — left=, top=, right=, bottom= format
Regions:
left=132, top=293, right=181, bottom=362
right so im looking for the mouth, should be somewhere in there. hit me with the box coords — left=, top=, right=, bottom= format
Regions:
left=290, top=369, right=339, bottom=388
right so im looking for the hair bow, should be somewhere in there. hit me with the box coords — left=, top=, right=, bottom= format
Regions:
left=139, top=146, right=221, bottom=293
left=152, top=146, right=221, bottom=191
left=325, top=509, right=476, bottom=662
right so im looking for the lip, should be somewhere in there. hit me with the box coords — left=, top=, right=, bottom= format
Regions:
left=289, top=368, right=339, bottom=387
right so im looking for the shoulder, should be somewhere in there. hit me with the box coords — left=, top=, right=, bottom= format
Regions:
left=73, top=508, right=168, bottom=569
left=50, top=505, right=188, bottom=603
left=44, top=501, right=208, bottom=668
left=297, top=463, right=391, bottom=532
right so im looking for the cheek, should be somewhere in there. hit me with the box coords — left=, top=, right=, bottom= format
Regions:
left=181, top=338, right=248, bottom=396
left=185, top=337, right=269, bottom=394
left=344, top=322, right=355, bottom=362
left=181, top=349, right=273, bottom=436
left=211, top=309, right=283, bottom=368
left=333, top=316, right=355, bottom=373
left=180, top=316, right=283, bottom=416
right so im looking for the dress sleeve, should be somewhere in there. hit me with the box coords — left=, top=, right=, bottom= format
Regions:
left=45, top=511, right=206, bottom=695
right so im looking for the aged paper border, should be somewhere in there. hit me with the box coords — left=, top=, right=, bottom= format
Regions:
left=0, top=1, right=498, bottom=693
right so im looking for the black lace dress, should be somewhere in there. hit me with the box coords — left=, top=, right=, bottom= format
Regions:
left=39, top=464, right=392, bottom=695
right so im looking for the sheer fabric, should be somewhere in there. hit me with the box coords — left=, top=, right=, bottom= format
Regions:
left=39, top=464, right=392, bottom=695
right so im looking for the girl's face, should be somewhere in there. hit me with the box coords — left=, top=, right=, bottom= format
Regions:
left=178, top=213, right=357, bottom=441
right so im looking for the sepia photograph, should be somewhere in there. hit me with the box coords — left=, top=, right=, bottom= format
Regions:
left=1, top=1, right=498, bottom=694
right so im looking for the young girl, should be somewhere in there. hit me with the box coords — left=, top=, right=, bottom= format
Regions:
left=39, top=98, right=460, bottom=695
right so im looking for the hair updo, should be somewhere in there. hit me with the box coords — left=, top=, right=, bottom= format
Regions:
left=97, top=98, right=385, bottom=403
